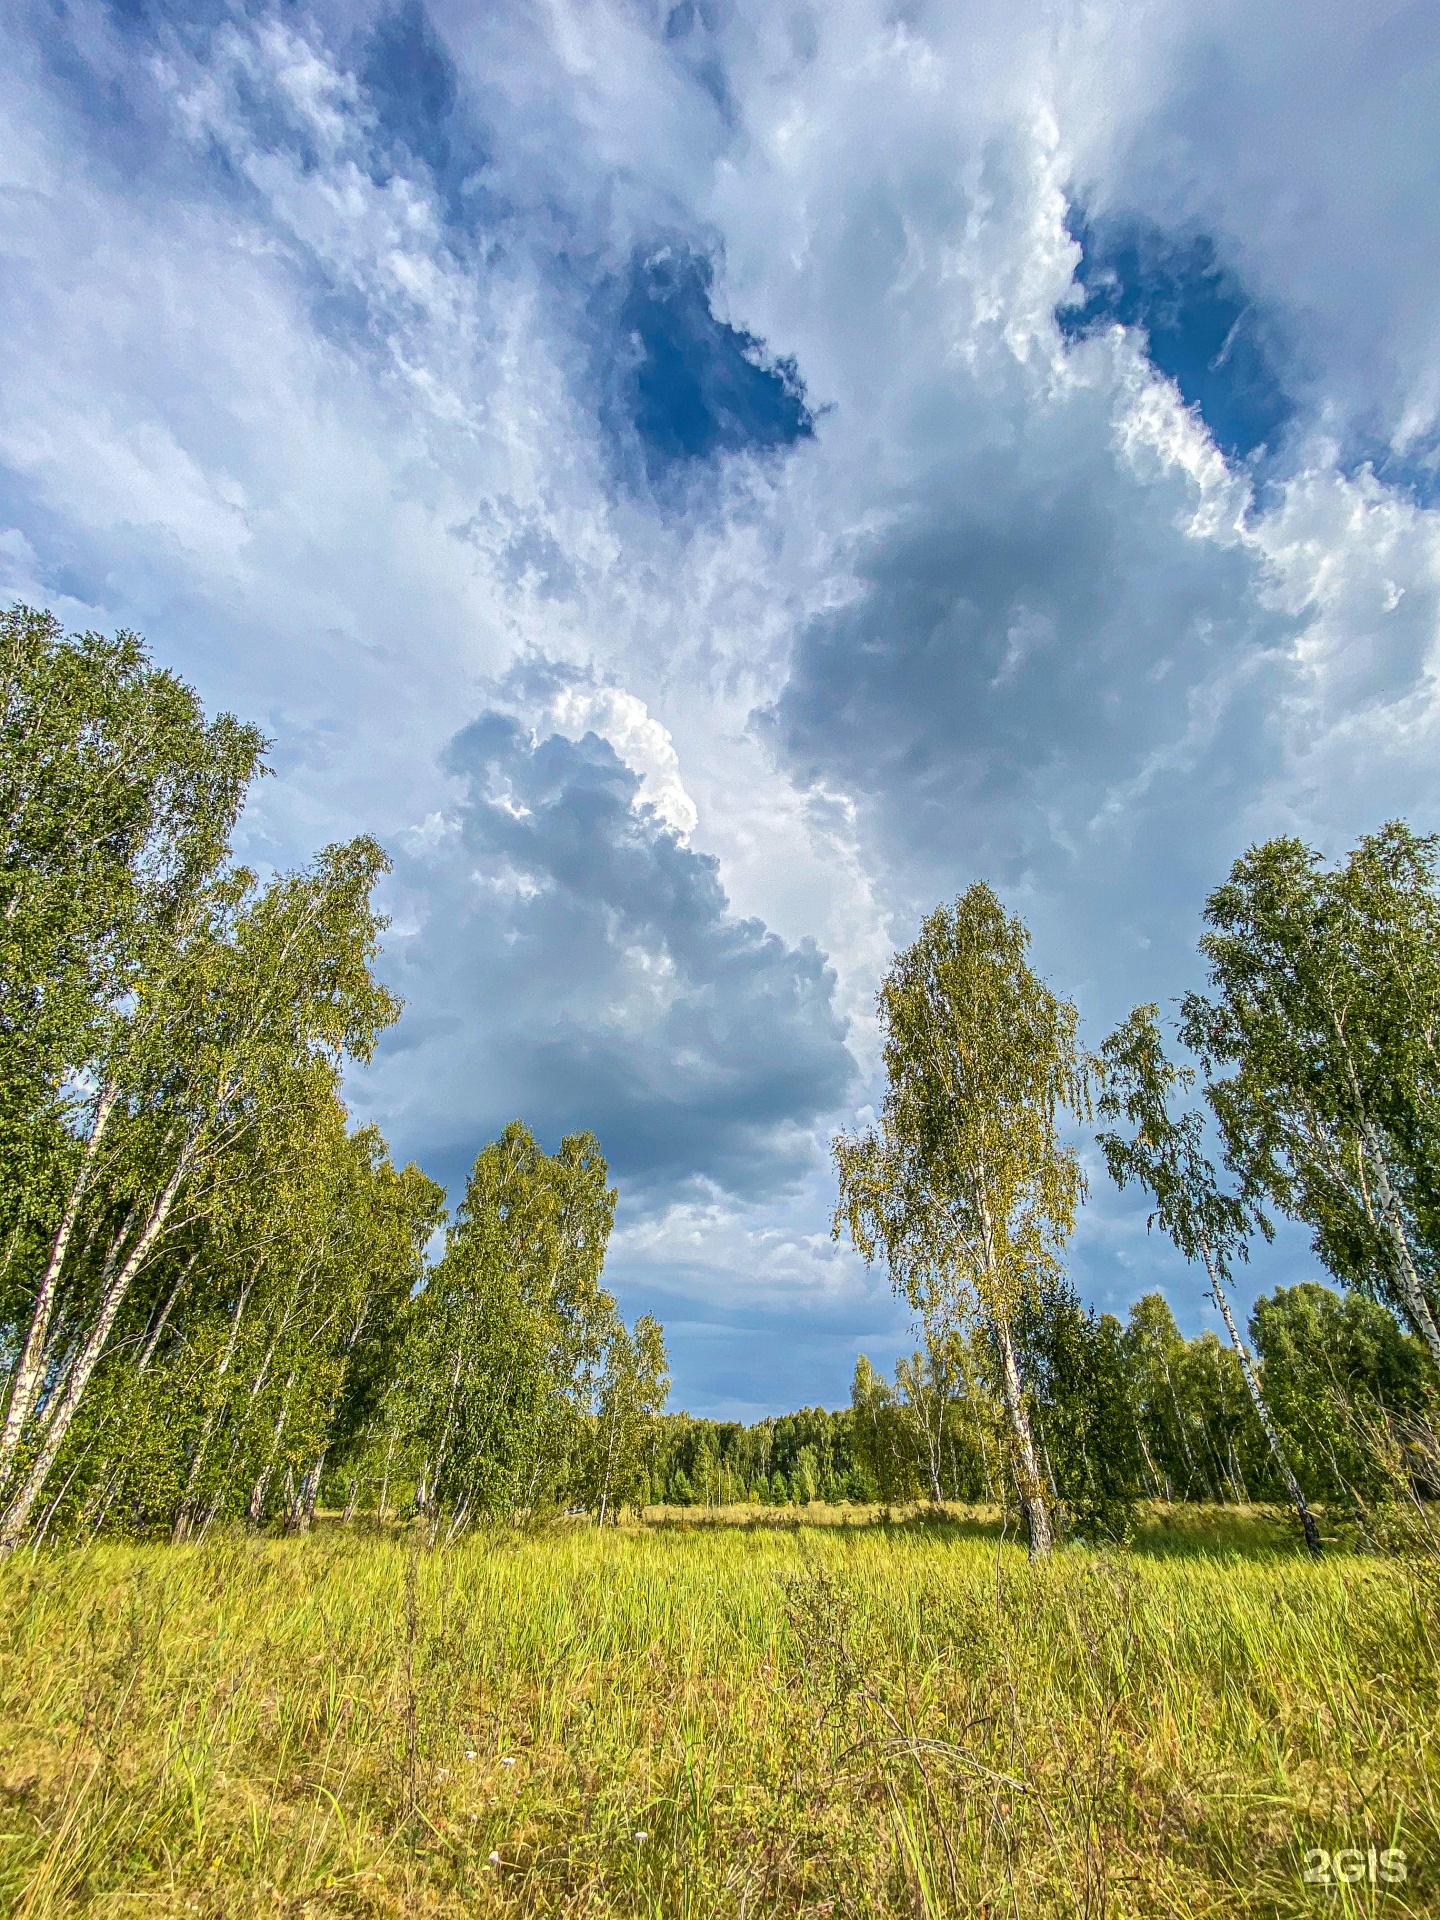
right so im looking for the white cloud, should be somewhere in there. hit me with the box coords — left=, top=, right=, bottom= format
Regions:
left=547, top=683, right=699, bottom=835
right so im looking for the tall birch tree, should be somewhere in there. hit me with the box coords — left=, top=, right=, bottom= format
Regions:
left=588, top=1313, right=669, bottom=1524
left=1179, top=825, right=1440, bottom=1371
left=1098, top=1005, right=1321, bottom=1555
left=833, top=885, right=1088, bottom=1558
left=0, top=606, right=264, bottom=1486
left=0, top=838, right=399, bottom=1551
left=388, top=1123, right=619, bottom=1534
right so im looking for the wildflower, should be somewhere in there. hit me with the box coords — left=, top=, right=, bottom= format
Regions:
left=634, top=1831, right=649, bottom=1842
left=500, top=1755, right=516, bottom=1767
left=465, top=1749, right=477, bottom=1760
left=488, top=1850, right=502, bottom=1866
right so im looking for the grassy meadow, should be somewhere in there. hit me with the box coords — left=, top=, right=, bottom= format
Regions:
left=0, top=1507, right=1434, bottom=1918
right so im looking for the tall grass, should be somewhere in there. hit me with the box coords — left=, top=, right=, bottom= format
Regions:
left=0, top=1509, right=1433, bottom=1916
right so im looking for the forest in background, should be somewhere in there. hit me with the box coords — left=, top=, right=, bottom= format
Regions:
left=2, top=602, right=1438, bottom=1558
left=644, top=1279, right=1431, bottom=1527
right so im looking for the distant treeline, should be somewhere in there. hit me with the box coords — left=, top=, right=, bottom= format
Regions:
left=645, top=1283, right=1432, bottom=1530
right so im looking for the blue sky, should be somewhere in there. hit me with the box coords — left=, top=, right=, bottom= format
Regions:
left=4, top=0, right=1440, bottom=1416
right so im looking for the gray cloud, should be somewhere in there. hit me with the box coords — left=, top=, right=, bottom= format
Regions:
left=765, top=404, right=1299, bottom=989
left=369, top=709, right=855, bottom=1205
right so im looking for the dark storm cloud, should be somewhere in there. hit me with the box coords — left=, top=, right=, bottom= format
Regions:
left=373, top=712, right=854, bottom=1204
left=768, top=450, right=1296, bottom=892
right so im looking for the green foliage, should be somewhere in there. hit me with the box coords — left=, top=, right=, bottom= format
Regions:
left=1098, top=1002, right=1321, bottom=1554
left=834, top=884, right=1088, bottom=1322
left=646, top=1277, right=1431, bottom=1532
left=849, top=1342, right=997, bottom=1505
left=0, top=605, right=265, bottom=1260
left=1098, top=1004, right=1260, bottom=1280
left=378, top=1123, right=667, bottom=1533
left=648, top=1405, right=875, bottom=1508
left=1015, top=1288, right=1142, bottom=1542
left=1249, top=1282, right=1435, bottom=1502
left=834, top=884, right=1090, bottom=1556
left=1180, top=824, right=1440, bottom=1364
left=583, top=1311, right=670, bottom=1523
left=4, top=601, right=1434, bottom=1559
left=0, top=607, right=665, bottom=1548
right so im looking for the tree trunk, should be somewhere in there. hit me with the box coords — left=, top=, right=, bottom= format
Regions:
left=442, top=1494, right=471, bottom=1547
left=291, top=1447, right=327, bottom=1533
left=425, top=1348, right=465, bottom=1545
left=173, top=1275, right=256, bottom=1542
left=378, top=1429, right=397, bottom=1524
left=0, top=1084, right=118, bottom=1488
left=1361, top=1121, right=1440, bottom=1371
left=1136, top=1426, right=1165, bottom=1503
left=960, top=1353, right=996, bottom=1503
left=919, top=1388, right=944, bottom=1505
left=1161, top=1352, right=1205, bottom=1497
left=0, top=1149, right=189, bottom=1555
left=136, top=1248, right=201, bottom=1374
left=1204, top=1250, right=1321, bottom=1557
left=991, top=1307, right=1052, bottom=1558
left=246, top=1371, right=296, bottom=1528
left=597, top=1395, right=622, bottom=1527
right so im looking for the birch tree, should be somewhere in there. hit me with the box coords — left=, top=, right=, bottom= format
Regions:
left=833, top=885, right=1089, bottom=1558
left=1180, top=826, right=1440, bottom=1372
left=1250, top=1282, right=1432, bottom=1507
left=589, top=1313, right=669, bottom=1524
left=1098, top=1005, right=1321, bottom=1555
left=1012, top=1286, right=1142, bottom=1542
left=295, top=1132, right=444, bottom=1531
left=0, top=606, right=263, bottom=1492
left=0, top=837, right=399, bottom=1551
left=389, top=1123, right=620, bottom=1534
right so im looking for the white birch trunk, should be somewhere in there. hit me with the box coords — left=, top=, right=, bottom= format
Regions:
left=1202, top=1248, right=1321, bottom=1555
left=135, top=1247, right=200, bottom=1374
left=0, top=1083, right=118, bottom=1488
left=991, top=1306, right=1052, bottom=1558
left=1360, top=1120, right=1440, bottom=1370
left=173, top=1274, right=257, bottom=1541
left=246, top=1370, right=296, bottom=1527
left=425, top=1347, right=465, bottom=1543
left=291, top=1446, right=327, bottom=1532
left=0, top=1145, right=190, bottom=1554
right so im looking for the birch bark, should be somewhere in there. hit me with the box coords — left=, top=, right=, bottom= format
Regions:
left=0, top=1144, right=191, bottom=1552
left=0, top=1083, right=118, bottom=1486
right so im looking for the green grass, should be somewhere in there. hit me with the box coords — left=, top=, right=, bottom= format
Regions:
left=0, top=1507, right=1434, bottom=1916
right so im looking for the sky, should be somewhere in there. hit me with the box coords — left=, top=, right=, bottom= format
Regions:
left=3, top=0, right=1440, bottom=1418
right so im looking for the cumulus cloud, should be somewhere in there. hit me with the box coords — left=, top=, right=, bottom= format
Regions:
left=368, top=702, right=854, bottom=1208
